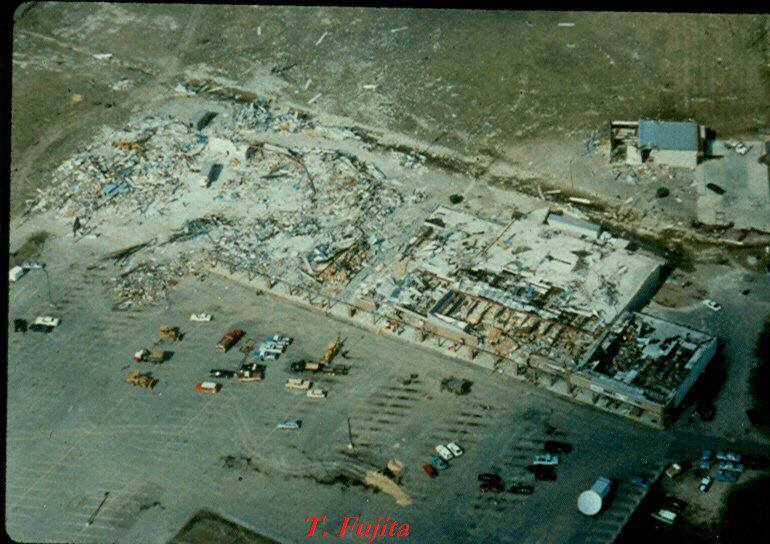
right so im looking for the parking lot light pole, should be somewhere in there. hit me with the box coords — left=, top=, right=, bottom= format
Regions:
left=347, top=417, right=354, bottom=450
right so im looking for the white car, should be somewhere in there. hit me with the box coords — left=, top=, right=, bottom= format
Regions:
left=699, top=476, right=713, bottom=493
left=276, top=419, right=300, bottom=429
left=22, top=260, right=45, bottom=270
left=267, top=334, right=293, bottom=349
left=734, top=142, right=751, bottom=155
left=259, top=341, right=283, bottom=354
left=190, top=313, right=213, bottom=322
left=446, top=442, right=463, bottom=457
left=702, top=299, right=722, bottom=312
left=435, top=444, right=454, bottom=461
left=34, top=316, right=61, bottom=327
left=258, top=349, right=279, bottom=361
left=306, top=388, right=327, bottom=399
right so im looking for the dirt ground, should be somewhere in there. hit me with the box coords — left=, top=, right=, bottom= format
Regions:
left=11, top=5, right=769, bottom=218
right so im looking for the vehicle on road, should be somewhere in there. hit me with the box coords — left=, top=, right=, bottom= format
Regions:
left=702, top=299, right=722, bottom=312
left=447, top=442, right=463, bottom=457
left=509, top=483, right=534, bottom=495
left=126, top=371, right=157, bottom=389
left=285, top=378, right=312, bottom=390
left=276, top=419, right=301, bottom=429
left=544, top=440, right=572, bottom=454
left=159, top=325, right=183, bottom=342
left=217, top=329, right=244, bottom=352
left=210, top=369, right=236, bottom=378
left=477, top=473, right=502, bottom=485
left=13, top=319, right=27, bottom=333
left=430, top=455, right=449, bottom=471
left=435, top=444, right=454, bottom=461
left=306, top=388, right=327, bottom=398
left=422, top=464, right=438, bottom=478
left=699, top=476, right=713, bottom=493
left=716, top=470, right=739, bottom=483
left=190, top=313, right=213, bottom=322
left=440, top=376, right=472, bottom=395
left=532, top=454, right=559, bottom=466
left=195, top=381, right=221, bottom=393
left=133, top=349, right=166, bottom=364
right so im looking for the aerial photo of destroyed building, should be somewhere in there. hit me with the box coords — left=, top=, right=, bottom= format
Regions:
left=6, top=5, right=770, bottom=544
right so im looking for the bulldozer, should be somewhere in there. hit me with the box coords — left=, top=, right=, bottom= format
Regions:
left=126, top=371, right=157, bottom=389
left=159, top=325, right=182, bottom=342
left=323, top=335, right=342, bottom=365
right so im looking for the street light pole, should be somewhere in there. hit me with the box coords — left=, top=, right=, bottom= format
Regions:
left=42, top=268, right=54, bottom=307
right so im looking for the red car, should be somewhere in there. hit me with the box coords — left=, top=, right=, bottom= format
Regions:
left=216, top=329, right=244, bottom=352
left=422, top=464, right=438, bottom=478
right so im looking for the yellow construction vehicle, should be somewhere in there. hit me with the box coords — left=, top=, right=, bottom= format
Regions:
left=159, top=325, right=182, bottom=342
left=323, top=335, right=342, bottom=365
left=126, top=371, right=157, bottom=389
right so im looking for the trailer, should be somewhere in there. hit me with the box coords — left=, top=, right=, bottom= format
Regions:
left=217, top=329, right=245, bottom=352
left=195, top=381, right=221, bottom=393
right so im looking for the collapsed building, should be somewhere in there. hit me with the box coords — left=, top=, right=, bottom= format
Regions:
left=355, top=206, right=716, bottom=427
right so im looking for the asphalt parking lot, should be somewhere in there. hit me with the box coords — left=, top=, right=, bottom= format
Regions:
left=6, top=247, right=766, bottom=544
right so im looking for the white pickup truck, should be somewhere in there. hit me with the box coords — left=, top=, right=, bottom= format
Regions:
left=30, top=316, right=61, bottom=333
left=285, top=378, right=312, bottom=390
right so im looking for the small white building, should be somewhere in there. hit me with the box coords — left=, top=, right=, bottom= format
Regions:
left=638, top=120, right=702, bottom=169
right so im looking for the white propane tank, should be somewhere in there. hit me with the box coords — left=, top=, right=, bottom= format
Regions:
left=577, top=477, right=612, bottom=516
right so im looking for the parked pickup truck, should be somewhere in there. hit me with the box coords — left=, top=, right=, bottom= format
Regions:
left=133, top=349, right=166, bottom=364
left=195, top=381, right=221, bottom=393
left=217, top=329, right=245, bottom=352
left=286, top=378, right=312, bottom=390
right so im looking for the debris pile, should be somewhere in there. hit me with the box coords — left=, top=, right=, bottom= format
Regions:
left=113, top=259, right=192, bottom=306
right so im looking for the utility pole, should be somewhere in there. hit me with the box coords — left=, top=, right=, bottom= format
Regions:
left=347, top=417, right=354, bottom=450
left=42, top=268, right=54, bottom=307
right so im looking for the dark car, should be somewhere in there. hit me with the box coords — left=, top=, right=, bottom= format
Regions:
left=544, top=440, right=573, bottom=455
left=509, top=483, right=534, bottom=495
left=29, top=323, right=53, bottom=333
left=480, top=482, right=505, bottom=493
left=422, top=464, right=438, bottom=478
left=13, top=319, right=27, bottom=333
left=209, top=369, right=236, bottom=378
left=477, top=473, right=503, bottom=485
left=527, top=465, right=557, bottom=481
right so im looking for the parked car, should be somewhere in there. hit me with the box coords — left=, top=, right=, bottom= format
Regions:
left=190, top=313, right=213, bottom=322
left=532, top=454, right=559, bottom=466
left=447, top=442, right=463, bottom=457
left=480, top=482, right=504, bottom=493
left=209, top=369, right=236, bottom=378
left=22, top=259, right=45, bottom=270
left=237, top=369, right=264, bottom=382
left=430, top=455, right=449, bottom=471
left=422, top=464, right=438, bottom=478
left=698, top=476, right=713, bottom=493
left=665, top=462, right=684, bottom=479
left=651, top=508, right=678, bottom=526
left=266, top=334, right=292, bottom=349
left=630, top=476, right=651, bottom=490
left=435, top=444, right=454, bottom=461
left=259, top=340, right=284, bottom=354
left=285, top=378, right=312, bottom=390
left=716, top=470, right=738, bottom=483
left=276, top=419, right=301, bottom=429
left=306, top=388, right=327, bottom=399
left=439, top=376, right=472, bottom=395
left=702, top=299, right=722, bottom=312
left=527, top=465, right=557, bottom=481
left=717, top=461, right=744, bottom=473
left=257, top=349, right=279, bottom=361
left=716, top=451, right=742, bottom=463
left=194, top=381, right=221, bottom=393
left=544, top=440, right=572, bottom=454
left=477, top=473, right=502, bottom=485
left=508, top=483, right=534, bottom=495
